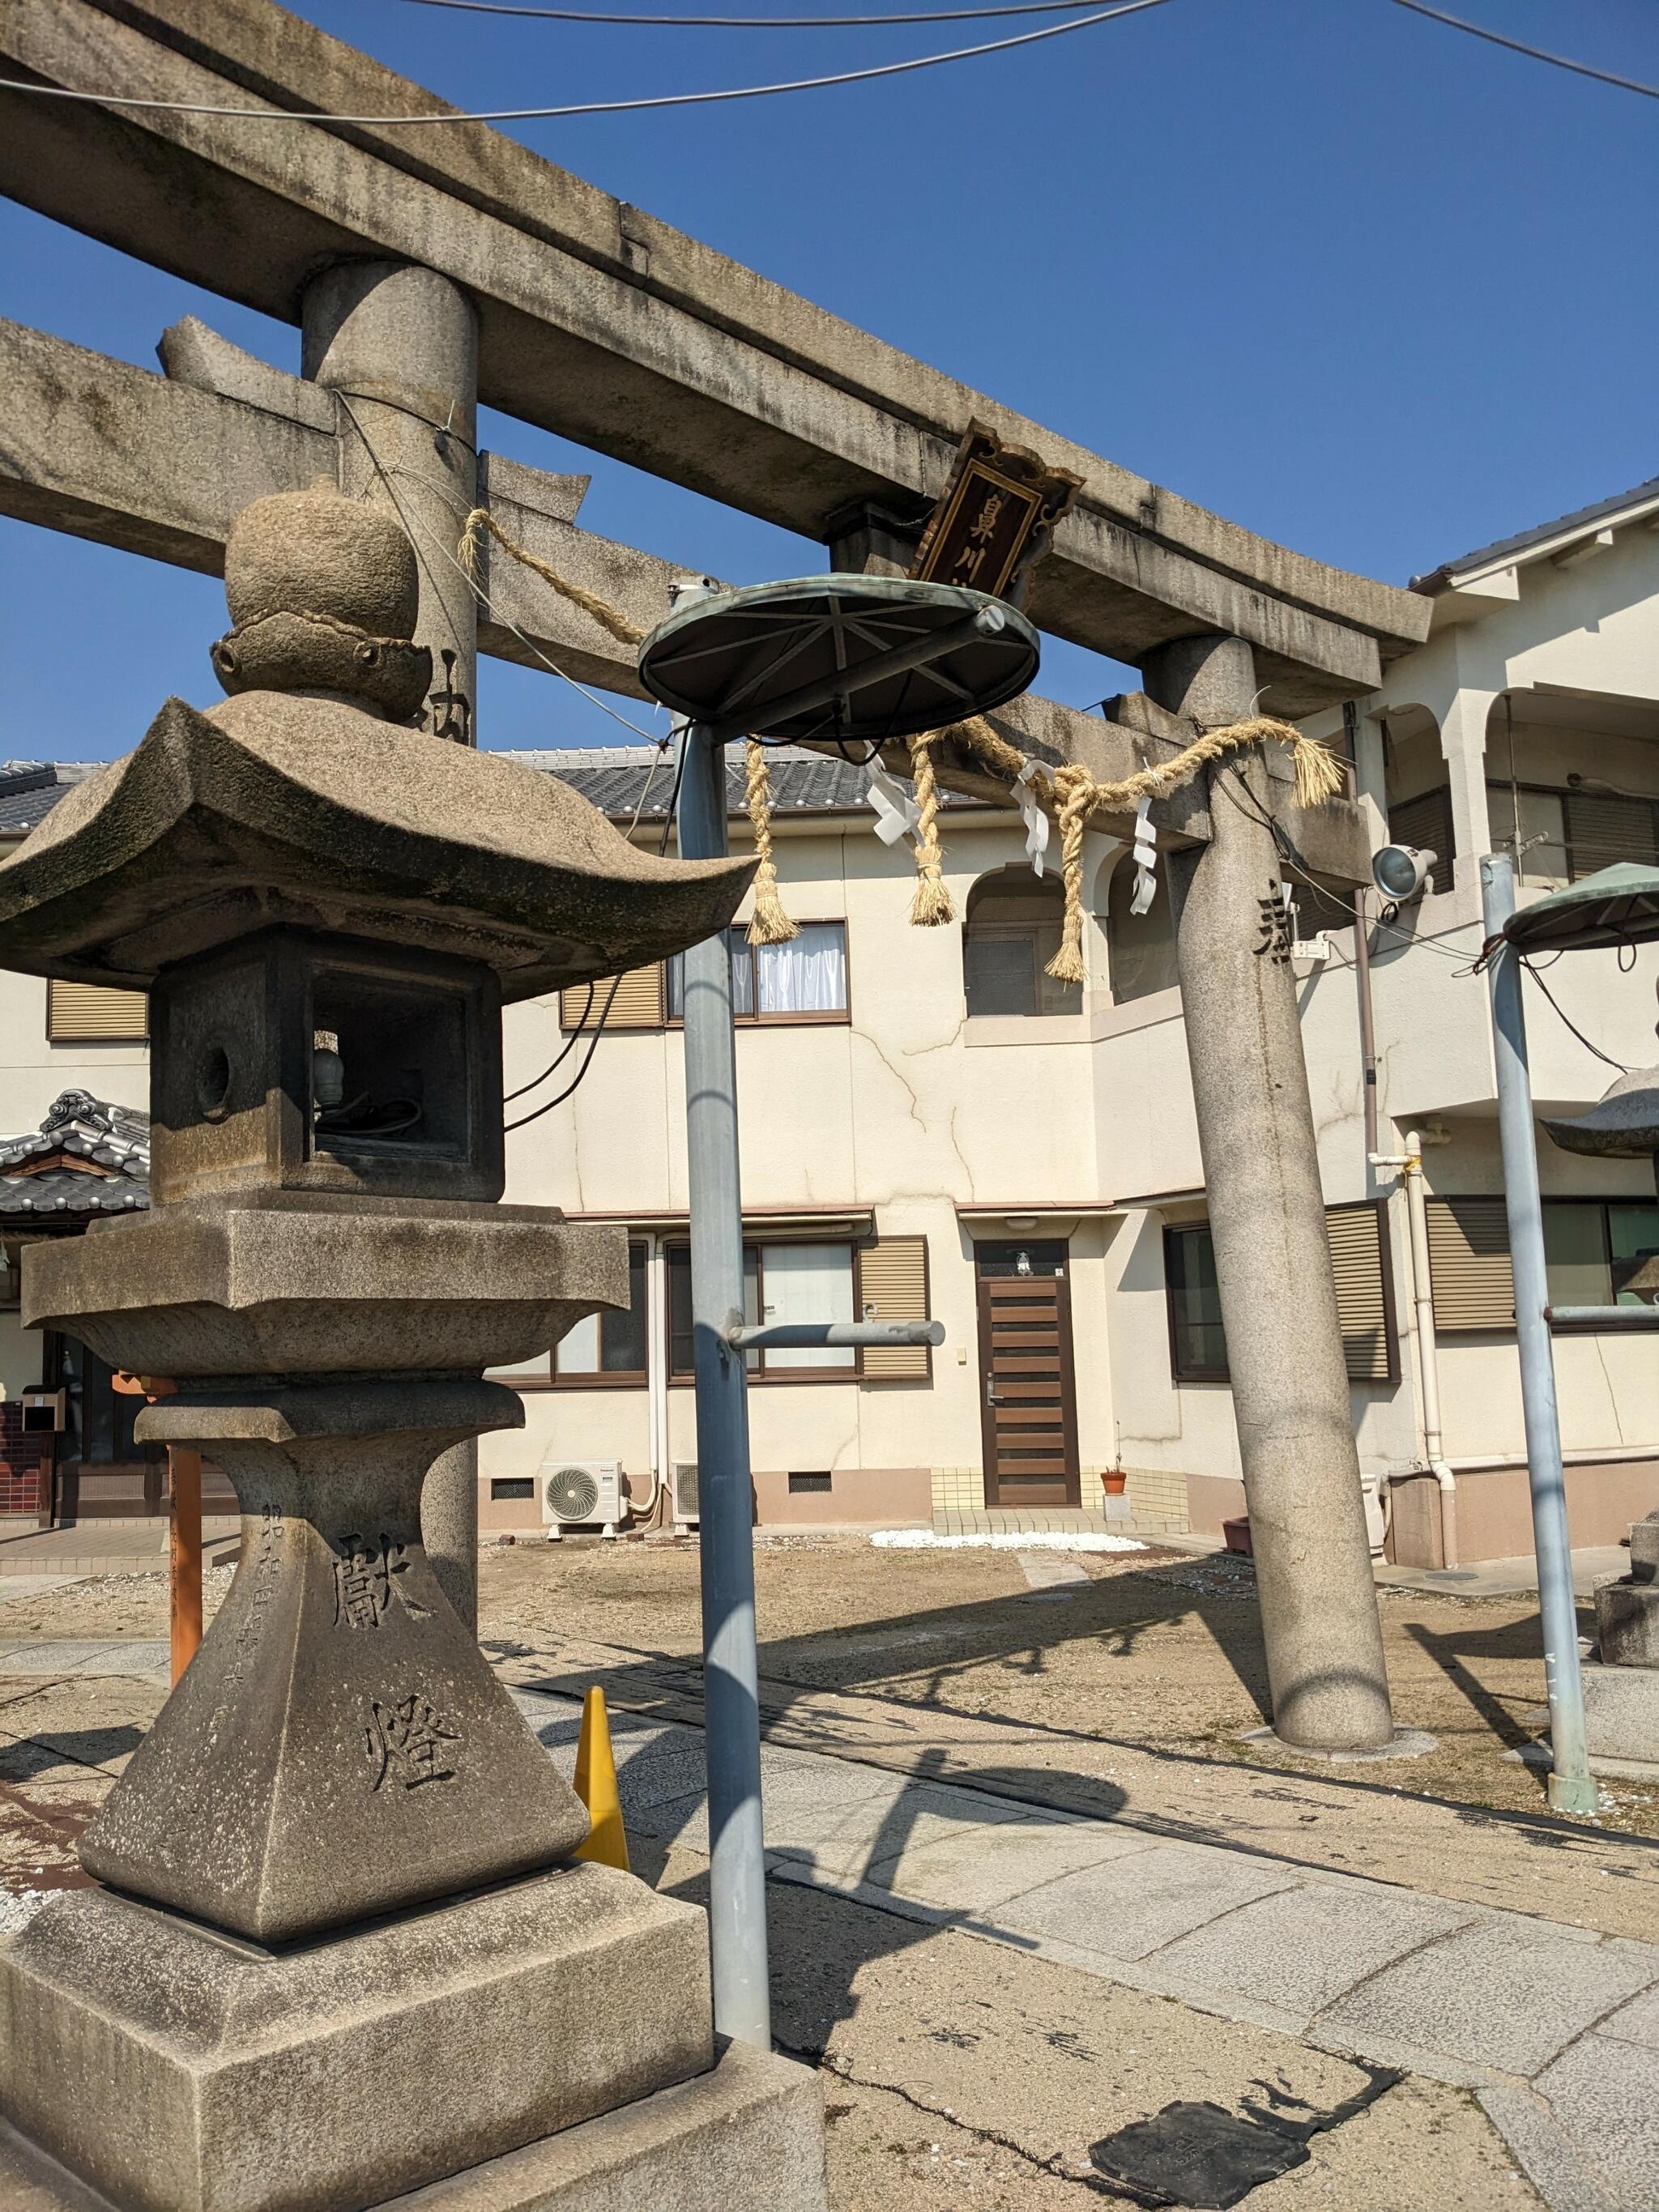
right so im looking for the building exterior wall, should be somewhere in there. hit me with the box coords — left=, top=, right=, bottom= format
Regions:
left=2, top=510, right=1655, bottom=1553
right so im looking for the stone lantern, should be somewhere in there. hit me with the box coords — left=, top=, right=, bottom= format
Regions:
left=0, top=489, right=828, bottom=2210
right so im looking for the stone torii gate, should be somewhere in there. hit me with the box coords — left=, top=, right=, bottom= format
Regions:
left=0, top=0, right=1433, bottom=1754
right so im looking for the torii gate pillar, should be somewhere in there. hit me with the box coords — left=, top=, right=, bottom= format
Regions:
left=1145, top=633, right=1395, bottom=1754
left=304, top=259, right=484, bottom=1631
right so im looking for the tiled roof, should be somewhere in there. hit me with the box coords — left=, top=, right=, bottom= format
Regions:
left=500, top=744, right=986, bottom=820
left=1413, top=473, right=1659, bottom=590
left=0, top=761, right=100, bottom=837
left=0, top=1091, right=151, bottom=1221
left=2, top=747, right=978, bottom=843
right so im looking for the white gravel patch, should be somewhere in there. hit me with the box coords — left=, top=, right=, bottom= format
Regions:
left=870, top=1529, right=1145, bottom=1554
left=0, top=1887, right=53, bottom=1939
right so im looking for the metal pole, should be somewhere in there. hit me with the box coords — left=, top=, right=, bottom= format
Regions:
left=675, top=715, right=771, bottom=2049
left=1480, top=852, right=1597, bottom=1815
left=1352, top=888, right=1380, bottom=1162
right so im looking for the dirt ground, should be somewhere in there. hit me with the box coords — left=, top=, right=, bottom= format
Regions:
left=8, top=1536, right=1655, bottom=1848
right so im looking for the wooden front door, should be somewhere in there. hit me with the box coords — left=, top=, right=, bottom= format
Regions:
left=975, top=1241, right=1080, bottom=1510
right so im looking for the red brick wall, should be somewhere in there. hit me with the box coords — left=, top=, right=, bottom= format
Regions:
left=0, top=1403, right=52, bottom=1518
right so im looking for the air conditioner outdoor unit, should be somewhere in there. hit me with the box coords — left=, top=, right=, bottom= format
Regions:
left=670, top=1461, right=700, bottom=1534
left=540, top=1460, right=624, bottom=1539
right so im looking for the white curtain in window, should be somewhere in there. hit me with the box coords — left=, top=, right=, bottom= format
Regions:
left=757, top=923, right=846, bottom=1015
left=554, top=1312, right=601, bottom=1375
left=761, top=1242, right=855, bottom=1369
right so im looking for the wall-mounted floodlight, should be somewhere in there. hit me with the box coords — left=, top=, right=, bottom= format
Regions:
left=1371, top=844, right=1437, bottom=903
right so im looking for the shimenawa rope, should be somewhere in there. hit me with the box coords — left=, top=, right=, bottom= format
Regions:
left=459, top=512, right=1344, bottom=979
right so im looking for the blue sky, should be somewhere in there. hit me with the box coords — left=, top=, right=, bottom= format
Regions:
left=4, top=0, right=1657, bottom=760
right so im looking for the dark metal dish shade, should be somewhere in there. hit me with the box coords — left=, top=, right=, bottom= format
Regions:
left=637, top=574, right=1040, bottom=745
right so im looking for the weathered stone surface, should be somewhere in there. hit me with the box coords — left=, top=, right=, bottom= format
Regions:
left=211, top=484, right=433, bottom=718
left=1583, top=1657, right=1659, bottom=1773
left=0, top=1867, right=714, bottom=2212
left=23, top=1191, right=626, bottom=1378
left=75, top=1377, right=591, bottom=1938
left=1597, top=1577, right=1659, bottom=1669
left=0, top=689, right=752, bottom=998
left=382, top=2040, right=827, bottom=2212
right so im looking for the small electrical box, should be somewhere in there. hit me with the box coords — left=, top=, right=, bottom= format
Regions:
left=19, top=1387, right=66, bottom=1435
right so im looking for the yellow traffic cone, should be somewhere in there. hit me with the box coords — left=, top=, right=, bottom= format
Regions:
left=573, top=1686, right=630, bottom=1872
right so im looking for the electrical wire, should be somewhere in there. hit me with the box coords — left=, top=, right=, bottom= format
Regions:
left=1520, top=958, right=1634, bottom=1074
left=503, top=735, right=693, bottom=1129
left=333, top=393, right=681, bottom=1116
left=396, top=0, right=1118, bottom=22
left=0, top=0, right=1172, bottom=127
left=1387, top=0, right=1659, bottom=103
left=1213, top=762, right=1483, bottom=965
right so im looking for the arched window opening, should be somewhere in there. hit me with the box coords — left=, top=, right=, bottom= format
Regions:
left=962, top=869, right=1081, bottom=1018
left=1104, top=854, right=1179, bottom=1003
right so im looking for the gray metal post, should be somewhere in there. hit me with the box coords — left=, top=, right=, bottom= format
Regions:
left=1479, top=854, right=1598, bottom=1815
left=303, top=258, right=484, bottom=1631
left=675, top=717, right=771, bottom=2049
left=1145, top=633, right=1396, bottom=1754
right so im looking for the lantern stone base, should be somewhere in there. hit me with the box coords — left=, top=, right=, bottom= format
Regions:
left=1580, top=1656, right=1659, bottom=1781
left=0, top=1865, right=723, bottom=2212
left=0, top=2039, right=828, bottom=2212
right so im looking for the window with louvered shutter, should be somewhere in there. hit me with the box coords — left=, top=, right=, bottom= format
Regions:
left=558, top=965, right=663, bottom=1031
left=1563, top=791, right=1659, bottom=880
left=1426, top=1197, right=1515, bottom=1330
left=1385, top=788, right=1455, bottom=894
left=45, top=980, right=148, bottom=1042
left=1324, top=1203, right=1397, bottom=1381
left=855, top=1236, right=931, bottom=1380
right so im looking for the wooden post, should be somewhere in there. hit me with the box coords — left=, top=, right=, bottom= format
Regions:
left=169, top=1447, right=203, bottom=1686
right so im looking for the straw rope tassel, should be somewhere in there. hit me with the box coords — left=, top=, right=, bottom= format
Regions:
left=906, top=732, right=956, bottom=925
left=458, top=508, right=646, bottom=646
left=1045, top=769, right=1098, bottom=986
left=446, top=514, right=1345, bottom=962
left=743, top=739, right=798, bottom=945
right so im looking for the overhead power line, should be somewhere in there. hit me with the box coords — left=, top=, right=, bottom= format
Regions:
left=0, top=0, right=1171, bottom=128
left=1388, top=0, right=1659, bottom=103
left=397, top=0, right=1113, bottom=23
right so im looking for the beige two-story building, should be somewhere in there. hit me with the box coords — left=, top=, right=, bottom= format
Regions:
left=4, top=483, right=1657, bottom=1559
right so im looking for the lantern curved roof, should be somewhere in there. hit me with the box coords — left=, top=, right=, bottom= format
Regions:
left=0, top=693, right=752, bottom=1002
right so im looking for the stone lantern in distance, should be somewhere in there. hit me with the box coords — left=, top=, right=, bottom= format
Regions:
left=0, top=488, right=830, bottom=2212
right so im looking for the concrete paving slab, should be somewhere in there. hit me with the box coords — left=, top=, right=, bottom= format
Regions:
left=1319, top=1917, right=1659, bottom=2078
left=1594, top=1980, right=1659, bottom=2052
left=1477, top=2087, right=1623, bottom=2212
left=997, top=1843, right=1303, bottom=1963
left=0, top=1641, right=168, bottom=1677
left=1533, top=2034, right=1659, bottom=2209
left=772, top=1782, right=1028, bottom=1884
left=863, top=1804, right=1154, bottom=1915
left=1148, top=1878, right=1487, bottom=2020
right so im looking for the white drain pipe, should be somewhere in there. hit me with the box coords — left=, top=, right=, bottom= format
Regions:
left=1371, top=1132, right=1458, bottom=1569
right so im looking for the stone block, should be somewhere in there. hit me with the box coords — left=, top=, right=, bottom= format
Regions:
left=1318, top=1916, right=1657, bottom=2077
left=382, top=2039, right=828, bottom=2211
left=75, top=1380, right=591, bottom=1941
left=1582, top=1657, right=1659, bottom=1773
left=998, top=1843, right=1302, bottom=1963
left=1596, top=1579, right=1659, bottom=1670
left=23, top=1191, right=626, bottom=1379
left=0, top=1866, right=714, bottom=2212
left=0, top=2042, right=829, bottom=2212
